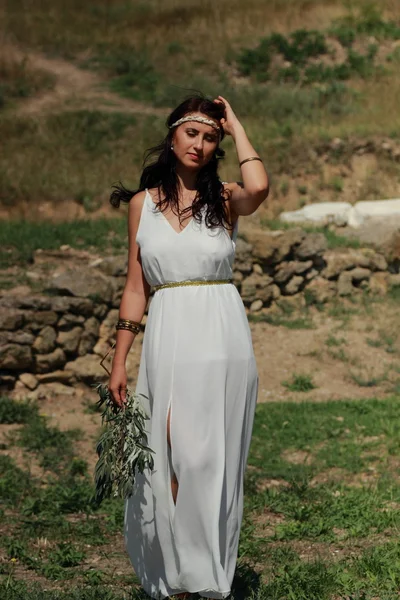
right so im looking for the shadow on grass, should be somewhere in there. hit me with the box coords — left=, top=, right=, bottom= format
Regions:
left=231, top=562, right=262, bottom=599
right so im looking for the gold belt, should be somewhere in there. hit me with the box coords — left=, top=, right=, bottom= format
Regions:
left=152, top=278, right=233, bottom=292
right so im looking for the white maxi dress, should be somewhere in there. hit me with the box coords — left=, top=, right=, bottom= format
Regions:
left=124, top=188, right=258, bottom=599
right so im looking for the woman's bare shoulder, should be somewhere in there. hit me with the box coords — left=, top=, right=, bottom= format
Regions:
left=128, top=189, right=147, bottom=218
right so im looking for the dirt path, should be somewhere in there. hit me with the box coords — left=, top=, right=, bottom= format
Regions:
left=7, top=44, right=168, bottom=117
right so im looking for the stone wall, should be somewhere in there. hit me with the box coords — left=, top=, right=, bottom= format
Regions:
left=1, top=228, right=399, bottom=398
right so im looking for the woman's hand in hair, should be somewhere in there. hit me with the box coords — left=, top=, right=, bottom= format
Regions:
left=213, top=95, right=242, bottom=137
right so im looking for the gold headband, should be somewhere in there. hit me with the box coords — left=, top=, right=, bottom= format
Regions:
left=168, top=115, right=221, bottom=136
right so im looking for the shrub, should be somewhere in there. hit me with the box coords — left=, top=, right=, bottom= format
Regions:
left=0, top=396, right=36, bottom=424
left=282, top=373, right=317, bottom=392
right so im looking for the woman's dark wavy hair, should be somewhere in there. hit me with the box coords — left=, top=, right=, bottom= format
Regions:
left=109, top=93, right=233, bottom=230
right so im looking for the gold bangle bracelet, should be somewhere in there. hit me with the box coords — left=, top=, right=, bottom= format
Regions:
left=116, top=319, right=141, bottom=334
left=239, top=156, right=263, bottom=167
left=116, top=324, right=140, bottom=334
left=117, top=318, right=142, bottom=327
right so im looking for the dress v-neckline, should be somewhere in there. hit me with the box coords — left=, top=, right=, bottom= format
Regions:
left=146, top=189, right=194, bottom=236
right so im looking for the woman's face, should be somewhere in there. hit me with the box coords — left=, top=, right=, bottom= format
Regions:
left=171, top=113, right=220, bottom=170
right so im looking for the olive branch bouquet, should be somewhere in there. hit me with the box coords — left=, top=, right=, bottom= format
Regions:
left=92, top=382, right=155, bottom=504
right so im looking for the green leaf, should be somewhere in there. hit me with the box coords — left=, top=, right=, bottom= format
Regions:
left=90, top=383, right=155, bottom=505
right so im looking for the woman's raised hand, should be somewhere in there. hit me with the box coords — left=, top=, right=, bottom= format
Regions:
left=213, top=95, right=242, bottom=136
left=109, top=363, right=128, bottom=408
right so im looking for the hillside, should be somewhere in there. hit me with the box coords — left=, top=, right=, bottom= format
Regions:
left=1, top=4, right=400, bottom=599
left=0, top=0, right=400, bottom=222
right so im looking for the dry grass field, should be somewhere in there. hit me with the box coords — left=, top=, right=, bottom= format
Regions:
left=1, top=0, right=400, bottom=218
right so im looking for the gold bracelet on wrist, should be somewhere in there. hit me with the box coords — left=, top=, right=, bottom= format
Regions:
left=239, top=156, right=263, bottom=167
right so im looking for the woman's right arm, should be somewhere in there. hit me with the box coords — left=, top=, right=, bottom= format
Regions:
left=109, top=190, right=150, bottom=406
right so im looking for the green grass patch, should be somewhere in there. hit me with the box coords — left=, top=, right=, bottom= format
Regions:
left=236, top=22, right=382, bottom=87
left=388, top=284, right=400, bottom=303
left=0, top=54, right=55, bottom=109
left=0, top=110, right=165, bottom=208
left=15, top=413, right=82, bottom=472
left=282, top=373, right=317, bottom=392
left=0, top=454, right=33, bottom=506
left=0, top=396, right=37, bottom=424
left=325, top=334, right=347, bottom=347
left=2, top=394, right=400, bottom=597
left=348, top=369, right=388, bottom=388
left=0, top=217, right=128, bottom=267
left=331, top=5, right=400, bottom=42
left=260, top=220, right=363, bottom=250
left=248, top=313, right=314, bottom=329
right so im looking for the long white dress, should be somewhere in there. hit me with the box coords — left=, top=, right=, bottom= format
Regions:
left=124, top=188, right=258, bottom=599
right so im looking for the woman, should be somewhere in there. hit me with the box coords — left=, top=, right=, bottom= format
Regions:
left=109, top=93, right=269, bottom=599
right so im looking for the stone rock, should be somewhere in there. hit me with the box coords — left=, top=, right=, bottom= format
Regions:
left=93, top=303, right=108, bottom=318
left=39, top=382, right=75, bottom=397
left=331, top=137, right=344, bottom=151
left=1, top=285, right=31, bottom=297
left=338, top=271, right=354, bottom=296
left=19, top=373, right=38, bottom=390
left=347, top=267, right=371, bottom=282
left=280, top=202, right=352, bottom=226
left=306, top=269, right=319, bottom=281
left=235, top=237, right=253, bottom=264
left=24, top=311, right=58, bottom=331
left=321, top=249, right=387, bottom=279
left=274, top=260, right=313, bottom=284
left=65, top=355, right=106, bottom=383
left=57, top=313, right=85, bottom=328
left=284, top=276, right=304, bottom=295
left=34, top=247, right=95, bottom=266
left=250, top=299, right=263, bottom=312
left=270, top=284, right=281, bottom=300
left=252, top=263, right=263, bottom=275
left=95, top=256, right=128, bottom=277
left=26, top=271, right=41, bottom=281
left=0, top=307, right=24, bottom=330
left=47, top=267, right=115, bottom=303
left=99, top=309, right=119, bottom=336
left=57, top=327, right=83, bottom=354
left=0, top=295, right=52, bottom=311
left=35, top=348, right=66, bottom=373
left=369, top=272, right=390, bottom=295
left=233, top=270, right=243, bottom=285
left=246, top=228, right=305, bottom=264
left=50, top=296, right=94, bottom=315
left=382, top=230, right=400, bottom=263
left=234, top=260, right=253, bottom=274
left=78, top=317, right=100, bottom=356
left=389, top=273, right=400, bottom=287
left=24, top=382, right=77, bottom=400
left=347, top=198, right=400, bottom=228
left=241, top=273, right=274, bottom=303
left=294, top=233, right=327, bottom=259
left=113, top=276, right=126, bottom=292
left=12, top=380, right=30, bottom=400
left=37, top=370, right=76, bottom=384
left=0, top=331, right=34, bottom=345
left=0, top=344, right=33, bottom=370
left=305, top=277, right=336, bottom=303
left=33, top=325, right=57, bottom=354
left=111, top=287, right=124, bottom=308
left=0, top=374, right=16, bottom=389
left=84, top=316, right=100, bottom=336
left=368, top=252, right=387, bottom=272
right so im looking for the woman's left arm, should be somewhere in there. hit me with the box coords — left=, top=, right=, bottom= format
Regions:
left=215, top=95, right=269, bottom=216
